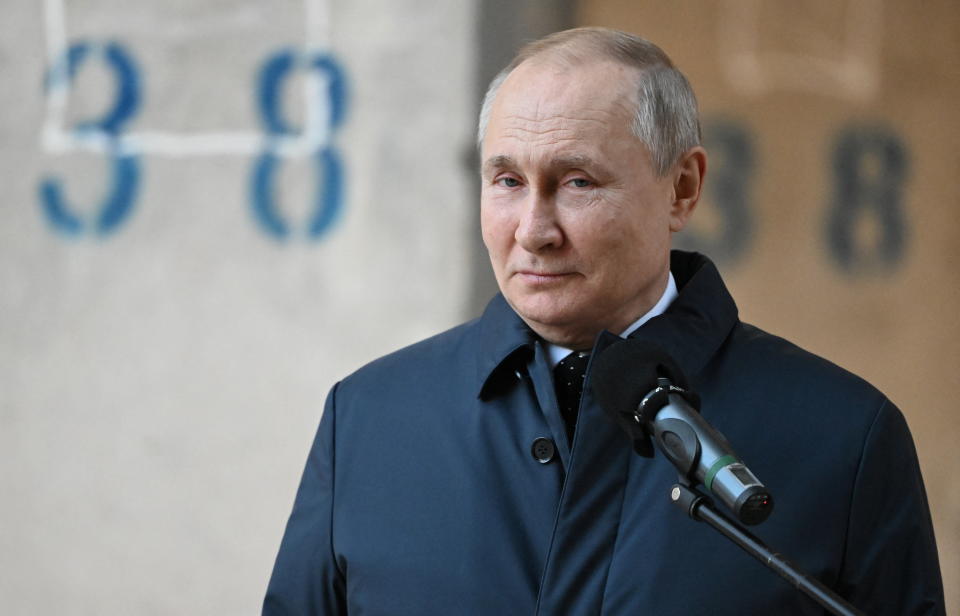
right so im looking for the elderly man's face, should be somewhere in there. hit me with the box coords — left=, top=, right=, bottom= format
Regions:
left=480, top=59, right=694, bottom=349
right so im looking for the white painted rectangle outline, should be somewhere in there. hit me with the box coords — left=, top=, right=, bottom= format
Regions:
left=41, top=0, right=334, bottom=158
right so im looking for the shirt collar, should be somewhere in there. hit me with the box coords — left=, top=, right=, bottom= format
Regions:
left=545, top=272, right=679, bottom=368
left=626, top=251, right=739, bottom=379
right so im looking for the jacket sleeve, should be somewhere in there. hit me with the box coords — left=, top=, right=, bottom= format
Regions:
left=838, top=399, right=945, bottom=615
left=263, top=384, right=346, bottom=615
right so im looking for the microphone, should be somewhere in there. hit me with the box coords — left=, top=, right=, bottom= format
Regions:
left=592, top=339, right=774, bottom=525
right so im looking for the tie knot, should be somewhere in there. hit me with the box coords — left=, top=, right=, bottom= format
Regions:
left=554, top=351, right=589, bottom=442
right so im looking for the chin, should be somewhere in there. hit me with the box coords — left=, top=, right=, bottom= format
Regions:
left=512, top=300, right=595, bottom=346
left=510, top=296, right=572, bottom=326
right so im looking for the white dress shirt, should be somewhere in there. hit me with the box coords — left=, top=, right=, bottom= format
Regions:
left=546, top=272, right=679, bottom=368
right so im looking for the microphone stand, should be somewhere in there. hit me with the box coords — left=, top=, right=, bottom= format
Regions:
left=669, top=482, right=863, bottom=616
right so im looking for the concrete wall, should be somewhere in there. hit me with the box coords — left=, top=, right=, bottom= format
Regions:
left=0, top=1, right=476, bottom=612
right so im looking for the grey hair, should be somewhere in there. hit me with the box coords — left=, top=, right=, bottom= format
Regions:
left=476, top=27, right=701, bottom=177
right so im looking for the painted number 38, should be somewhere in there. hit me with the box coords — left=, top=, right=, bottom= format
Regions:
left=676, top=121, right=909, bottom=277
left=40, top=41, right=348, bottom=242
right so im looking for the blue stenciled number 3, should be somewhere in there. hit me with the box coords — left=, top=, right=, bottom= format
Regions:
left=40, top=41, right=141, bottom=236
left=251, top=50, right=348, bottom=240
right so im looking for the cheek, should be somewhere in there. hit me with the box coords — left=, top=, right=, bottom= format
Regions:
left=480, top=207, right=511, bottom=259
left=578, top=215, right=659, bottom=277
left=479, top=214, right=497, bottom=252
left=573, top=212, right=631, bottom=257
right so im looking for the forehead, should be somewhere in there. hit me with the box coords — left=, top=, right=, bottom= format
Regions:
left=482, top=59, right=640, bottom=161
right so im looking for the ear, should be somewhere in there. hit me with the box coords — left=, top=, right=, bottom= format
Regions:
left=668, top=146, right=707, bottom=232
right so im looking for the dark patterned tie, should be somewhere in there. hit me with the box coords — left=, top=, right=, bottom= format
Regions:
left=554, top=351, right=590, bottom=442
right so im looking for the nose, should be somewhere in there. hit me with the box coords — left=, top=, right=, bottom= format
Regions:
left=515, top=190, right=563, bottom=253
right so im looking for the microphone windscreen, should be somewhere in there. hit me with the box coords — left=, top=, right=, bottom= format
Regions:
left=591, top=339, right=689, bottom=417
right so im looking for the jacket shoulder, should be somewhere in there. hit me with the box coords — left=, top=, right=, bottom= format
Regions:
left=337, top=316, right=482, bottom=395
left=721, top=321, right=887, bottom=405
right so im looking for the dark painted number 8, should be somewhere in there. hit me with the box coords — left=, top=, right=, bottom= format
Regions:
left=826, top=127, right=908, bottom=274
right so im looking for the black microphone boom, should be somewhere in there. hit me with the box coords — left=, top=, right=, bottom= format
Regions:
left=592, top=339, right=774, bottom=525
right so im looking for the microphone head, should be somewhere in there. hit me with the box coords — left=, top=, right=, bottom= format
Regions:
left=591, top=339, right=691, bottom=456
left=592, top=338, right=689, bottom=409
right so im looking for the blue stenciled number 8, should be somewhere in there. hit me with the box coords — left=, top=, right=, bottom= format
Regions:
left=251, top=50, right=348, bottom=240
left=39, top=41, right=141, bottom=237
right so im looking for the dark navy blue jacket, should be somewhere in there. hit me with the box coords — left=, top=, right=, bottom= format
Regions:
left=264, top=251, right=943, bottom=615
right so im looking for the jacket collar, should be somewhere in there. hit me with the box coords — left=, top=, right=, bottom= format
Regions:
left=627, top=251, right=739, bottom=379
left=474, top=250, right=739, bottom=398
left=475, top=293, right=537, bottom=400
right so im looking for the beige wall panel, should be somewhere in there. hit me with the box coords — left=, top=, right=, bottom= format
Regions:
left=579, top=0, right=959, bottom=611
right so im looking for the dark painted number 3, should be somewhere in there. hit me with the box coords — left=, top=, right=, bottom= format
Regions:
left=674, top=121, right=754, bottom=266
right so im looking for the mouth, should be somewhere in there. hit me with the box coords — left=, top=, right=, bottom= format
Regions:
left=514, top=270, right=575, bottom=285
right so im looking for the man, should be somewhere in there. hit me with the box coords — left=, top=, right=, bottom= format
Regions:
left=264, top=28, right=943, bottom=615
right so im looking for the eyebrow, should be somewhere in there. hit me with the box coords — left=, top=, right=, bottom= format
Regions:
left=550, top=154, right=597, bottom=170
left=481, top=154, right=600, bottom=176
left=481, top=155, right=514, bottom=177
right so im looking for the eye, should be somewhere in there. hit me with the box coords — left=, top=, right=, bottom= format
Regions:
left=496, top=176, right=521, bottom=188
left=567, top=177, right=592, bottom=188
